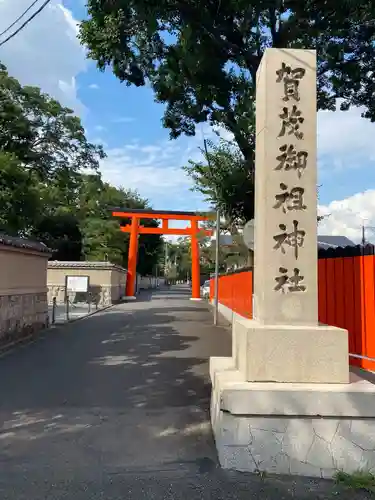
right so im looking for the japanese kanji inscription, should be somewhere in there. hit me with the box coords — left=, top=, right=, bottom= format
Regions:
left=273, top=60, right=309, bottom=293
left=274, top=267, right=306, bottom=293
left=273, top=220, right=306, bottom=259
left=278, top=105, right=304, bottom=140
left=273, top=183, right=306, bottom=213
left=276, top=62, right=306, bottom=102
left=275, top=144, right=308, bottom=179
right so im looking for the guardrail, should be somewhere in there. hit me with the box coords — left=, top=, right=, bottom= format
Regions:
left=48, top=295, right=100, bottom=325
left=349, top=353, right=375, bottom=363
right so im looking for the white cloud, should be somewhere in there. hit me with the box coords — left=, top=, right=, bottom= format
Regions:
left=314, top=104, right=375, bottom=242
left=0, top=0, right=86, bottom=113
left=88, top=83, right=99, bottom=90
left=318, top=101, right=375, bottom=171
left=100, top=139, right=192, bottom=196
left=318, top=191, right=375, bottom=243
left=98, top=130, right=216, bottom=213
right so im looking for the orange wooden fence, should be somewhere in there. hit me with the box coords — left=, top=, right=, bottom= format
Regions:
left=211, top=255, right=375, bottom=371
left=318, top=255, right=375, bottom=371
left=210, top=269, right=253, bottom=319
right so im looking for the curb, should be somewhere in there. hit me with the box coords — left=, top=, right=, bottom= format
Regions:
left=0, top=303, right=115, bottom=357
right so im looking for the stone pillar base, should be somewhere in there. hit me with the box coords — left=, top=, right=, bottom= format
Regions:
left=210, top=356, right=375, bottom=478
left=233, top=317, right=349, bottom=384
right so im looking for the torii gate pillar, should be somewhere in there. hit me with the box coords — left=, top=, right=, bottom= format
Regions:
left=125, top=217, right=139, bottom=298
left=190, top=219, right=201, bottom=300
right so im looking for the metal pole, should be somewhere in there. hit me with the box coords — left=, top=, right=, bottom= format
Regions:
left=362, top=224, right=366, bottom=247
left=214, top=209, right=220, bottom=326
left=164, top=241, right=168, bottom=277
left=203, top=138, right=220, bottom=325
left=52, top=297, right=56, bottom=324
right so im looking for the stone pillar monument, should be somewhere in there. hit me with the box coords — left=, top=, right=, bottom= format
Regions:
left=209, top=48, right=375, bottom=478
left=245, top=48, right=348, bottom=384
left=254, top=49, right=318, bottom=327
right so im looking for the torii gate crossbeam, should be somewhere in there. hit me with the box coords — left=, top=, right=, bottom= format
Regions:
left=111, top=209, right=213, bottom=300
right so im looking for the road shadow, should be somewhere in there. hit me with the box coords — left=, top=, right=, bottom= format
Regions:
left=0, top=300, right=231, bottom=468
left=0, top=300, right=370, bottom=499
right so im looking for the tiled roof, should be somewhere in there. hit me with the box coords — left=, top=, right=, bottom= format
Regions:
left=0, top=233, right=52, bottom=254
left=317, top=235, right=356, bottom=248
left=48, top=261, right=126, bottom=271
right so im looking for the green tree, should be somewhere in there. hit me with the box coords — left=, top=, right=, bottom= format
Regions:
left=0, top=152, right=39, bottom=235
left=78, top=176, right=164, bottom=271
left=0, top=63, right=164, bottom=273
left=0, top=63, right=105, bottom=182
left=184, top=139, right=254, bottom=225
left=0, top=63, right=105, bottom=241
left=80, top=217, right=126, bottom=264
left=32, top=213, right=83, bottom=261
left=79, top=1, right=375, bottom=163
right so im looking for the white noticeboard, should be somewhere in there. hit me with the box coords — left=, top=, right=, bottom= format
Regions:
left=66, top=275, right=89, bottom=293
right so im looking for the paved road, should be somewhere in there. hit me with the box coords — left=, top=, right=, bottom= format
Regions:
left=0, top=286, right=369, bottom=499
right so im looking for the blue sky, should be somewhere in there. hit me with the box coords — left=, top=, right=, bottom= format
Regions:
left=1, top=0, right=375, bottom=242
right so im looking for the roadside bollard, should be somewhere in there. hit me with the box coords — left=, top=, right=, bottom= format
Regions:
left=66, top=297, right=70, bottom=321
left=52, top=297, right=56, bottom=324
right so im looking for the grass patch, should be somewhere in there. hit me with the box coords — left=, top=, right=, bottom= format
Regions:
left=334, top=470, right=375, bottom=493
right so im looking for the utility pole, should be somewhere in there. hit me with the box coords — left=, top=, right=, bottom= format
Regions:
left=204, top=139, right=220, bottom=326
left=164, top=241, right=168, bottom=277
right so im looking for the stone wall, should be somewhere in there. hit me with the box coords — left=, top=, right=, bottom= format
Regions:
left=47, top=261, right=127, bottom=306
left=0, top=293, right=48, bottom=342
left=0, top=234, right=51, bottom=343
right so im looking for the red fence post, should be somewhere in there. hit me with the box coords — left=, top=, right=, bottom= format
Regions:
left=362, top=255, right=375, bottom=371
left=318, top=259, right=327, bottom=324
left=325, top=258, right=336, bottom=327
left=343, top=257, right=356, bottom=362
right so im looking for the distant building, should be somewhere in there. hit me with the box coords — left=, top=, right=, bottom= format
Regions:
left=317, top=235, right=356, bottom=250
left=213, top=233, right=357, bottom=250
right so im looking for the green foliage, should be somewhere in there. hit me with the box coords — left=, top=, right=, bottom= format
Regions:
left=77, top=177, right=163, bottom=270
left=165, top=238, right=192, bottom=280
left=79, top=0, right=375, bottom=161
left=334, top=470, right=375, bottom=493
left=138, top=219, right=164, bottom=276
left=0, top=64, right=163, bottom=274
left=184, top=139, right=254, bottom=225
left=165, top=229, right=248, bottom=279
left=32, top=213, right=83, bottom=261
left=0, top=63, right=105, bottom=181
left=0, top=152, right=39, bottom=235
left=80, top=216, right=125, bottom=265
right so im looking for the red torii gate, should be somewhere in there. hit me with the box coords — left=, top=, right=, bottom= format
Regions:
left=111, top=209, right=213, bottom=300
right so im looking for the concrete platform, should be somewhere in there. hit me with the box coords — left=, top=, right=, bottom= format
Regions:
left=210, top=356, right=375, bottom=478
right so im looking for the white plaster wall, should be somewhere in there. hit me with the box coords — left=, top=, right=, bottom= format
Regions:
left=138, top=276, right=159, bottom=290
